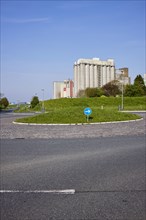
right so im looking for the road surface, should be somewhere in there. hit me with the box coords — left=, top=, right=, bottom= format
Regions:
left=0, top=135, right=145, bottom=220
left=0, top=112, right=145, bottom=139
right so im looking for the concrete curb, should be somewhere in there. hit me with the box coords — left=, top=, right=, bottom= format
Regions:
left=121, top=110, right=146, bottom=113
left=13, top=118, right=143, bottom=126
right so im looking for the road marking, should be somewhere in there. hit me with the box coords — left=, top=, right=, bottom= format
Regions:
left=0, top=189, right=75, bottom=194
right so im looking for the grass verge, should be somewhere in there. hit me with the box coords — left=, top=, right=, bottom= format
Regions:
left=15, top=107, right=142, bottom=124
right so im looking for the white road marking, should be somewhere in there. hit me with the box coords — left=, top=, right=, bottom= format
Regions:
left=0, top=189, right=75, bottom=194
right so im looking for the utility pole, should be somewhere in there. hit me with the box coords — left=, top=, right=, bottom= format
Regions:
left=121, top=80, right=124, bottom=110
left=121, top=71, right=124, bottom=110
left=41, top=89, right=45, bottom=112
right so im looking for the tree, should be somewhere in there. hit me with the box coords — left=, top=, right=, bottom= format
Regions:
left=134, top=75, right=145, bottom=87
left=85, top=88, right=104, bottom=97
left=134, top=74, right=146, bottom=95
left=0, top=97, right=9, bottom=109
left=102, top=82, right=121, bottom=97
left=96, top=88, right=104, bottom=97
left=124, top=85, right=137, bottom=97
left=85, top=88, right=97, bottom=97
left=30, top=96, right=39, bottom=108
left=124, top=84, right=145, bottom=97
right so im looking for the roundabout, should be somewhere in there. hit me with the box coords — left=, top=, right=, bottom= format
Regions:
left=0, top=112, right=145, bottom=139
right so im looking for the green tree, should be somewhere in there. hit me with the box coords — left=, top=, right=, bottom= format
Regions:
left=85, top=88, right=97, bottom=97
left=30, top=96, right=39, bottom=108
left=124, top=84, right=145, bottom=97
left=124, top=85, right=136, bottom=97
left=0, top=97, right=9, bottom=109
left=102, top=82, right=121, bottom=97
left=134, top=75, right=145, bottom=87
left=134, top=74, right=146, bottom=95
left=85, top=88, right=104, bottom=97
left=96, top=88, right=104, bottom=97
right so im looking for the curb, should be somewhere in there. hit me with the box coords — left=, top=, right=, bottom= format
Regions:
left=121, top=111, right=146, bottom=113
left=13, top=118, right=143, bottom=126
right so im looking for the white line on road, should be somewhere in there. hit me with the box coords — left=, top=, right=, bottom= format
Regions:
left=0, top=189, right=75, bottom=194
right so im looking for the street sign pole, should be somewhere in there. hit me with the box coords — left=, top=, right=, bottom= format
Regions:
left=87, top=115, right=90, bottom=122
left=84, top=107, right=92, bottom=123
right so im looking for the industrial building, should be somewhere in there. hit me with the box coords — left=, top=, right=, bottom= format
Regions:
left=73, top=58, right=115, bottom=97
left=115, top=68, right=131, bottom=85
left=53, top=80, right=74, bottom=99
left=144, top=74, right=146, bottom=86
left=53, top=57, right=132, bottom=99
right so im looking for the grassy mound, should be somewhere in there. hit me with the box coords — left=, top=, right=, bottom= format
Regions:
left=41, top=96, right=146, bottom=111
left=15, top=97, right=145, bottom=124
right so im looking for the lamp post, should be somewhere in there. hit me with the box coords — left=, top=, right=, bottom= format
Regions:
left=41, top=89, right=45, bottom=112
left=121, top=71, right=124, bottom=110
left=121, top=80, right=124, bottom=110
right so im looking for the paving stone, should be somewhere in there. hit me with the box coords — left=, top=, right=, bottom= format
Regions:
left=0, top=113, right=145, bottom=139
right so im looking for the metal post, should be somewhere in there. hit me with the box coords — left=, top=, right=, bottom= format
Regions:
left=87, top=115, right=89, bottom=122
left=41, top=89, right=45, bottom=112
left=121, top=81, right=124, bottom=110
left=121, top=71, right=124, bottom=110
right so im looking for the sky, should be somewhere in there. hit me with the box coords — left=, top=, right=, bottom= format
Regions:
left=1, top=0, right=145, bottom=103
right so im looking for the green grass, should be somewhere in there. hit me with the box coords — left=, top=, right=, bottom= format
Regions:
left=15, top=97, right=146, bottom=112
left=15, top=107, right=142, bottom=124
left=38, top=96, right=146, bottom=111
left=14, top=97, right=145, bottom=124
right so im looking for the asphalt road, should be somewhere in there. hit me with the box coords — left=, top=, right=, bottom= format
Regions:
left=0, top=135, right=145, bottom=220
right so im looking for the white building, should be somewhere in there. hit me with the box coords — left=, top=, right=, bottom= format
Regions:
left=73, top=58, right=115, bottom=97
left=53, top=81, right=64, bottom=99
left=144, top=74, right=146, bottom=86
left=53, top=80, right=74, bottom=99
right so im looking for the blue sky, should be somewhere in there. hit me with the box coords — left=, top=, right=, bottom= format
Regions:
left=1, top=0, right=145, bottom=102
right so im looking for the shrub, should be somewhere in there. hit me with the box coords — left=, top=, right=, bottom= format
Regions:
left=30, top=96, right=39, bottom=108
left=0, top=97, right=9, bottom=109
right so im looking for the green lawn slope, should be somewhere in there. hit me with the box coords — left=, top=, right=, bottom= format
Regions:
left=15, top=97, right=145, bottom=124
